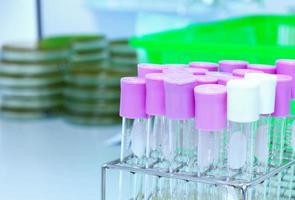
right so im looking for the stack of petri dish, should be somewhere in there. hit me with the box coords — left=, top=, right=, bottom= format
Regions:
left=63, top=36, right=135, bottom=125
left=109, top=39, right=137, bottom=74
left=0, top=42, right=68, bottom=119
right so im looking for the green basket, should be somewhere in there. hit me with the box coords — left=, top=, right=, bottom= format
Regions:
left=131, top=15, right=295, bottom=64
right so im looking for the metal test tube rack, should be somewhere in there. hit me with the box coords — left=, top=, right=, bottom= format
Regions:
left=101, top=157, right=295, bottom=200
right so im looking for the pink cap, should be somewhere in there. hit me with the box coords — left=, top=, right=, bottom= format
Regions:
left=206, top=71, right=232, bottom=78
left=120, top=77, right=147, bottom=118
left=164, top=64, right=188, bottom=68
left=272, top=74, right=292, bottom=117
left=194, top=84, right=227, bottom=131
left=218, top=76, right=241, bottom=85
left=276, top=59, right=295, bottom=99
left=219, top=60, right=248, bottom=73
left=247, top=64, right=276, bottom=74
left=162, top=66, right=187, bottom=74
left=137, top=63, right=163, bottom=78
left=195, top=75, right=218, bottom=86
left=185, top=68, right=208, bottom=75
left=164, top=74, right=197, bottom=120
left=145, top=73, right=166, bottom=116
left=232, top=69, right=264, bottom=77
left=189, top=62, right=218, bottom=71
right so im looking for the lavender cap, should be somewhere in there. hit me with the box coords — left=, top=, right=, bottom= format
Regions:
left=272, top=74, right=292, bottom=117
left=137, top=63, right=163, bottom=78
left=120, top=77, right=147, bottom=119
left=189, top=62, right=218, bottom=71
left=219, top=60, right=248, bottom=73
left=194, top=84, right=227, bottom=131
left=164, top=74, right=197, bottom=120
left=232, top=69, right=264, bottom=77
left=218, top=76, right=240, bottom=85
left=195, top=75, right=218, bottom=86
left=248, top=64, right=276, bottom=74
left=145, top=73, right=166, bottom=116
left=276, top=59, right=295, bottom=99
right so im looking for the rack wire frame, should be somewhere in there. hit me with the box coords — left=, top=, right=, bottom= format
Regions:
left=101, top=158, right=295, bottom=200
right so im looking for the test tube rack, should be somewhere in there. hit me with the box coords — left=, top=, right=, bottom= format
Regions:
left=101, top=156, right=295, bottom=200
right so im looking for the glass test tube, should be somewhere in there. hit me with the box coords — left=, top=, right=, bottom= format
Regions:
left=245, top=73, right=277, bottom=174
left=163, top=73, right=197, bottom=199
left=227, top=79, right=260, bottom=180
left=268, top=74, right=292, bottom=200
left=194, top=84, right=227, bottom=200
left=145, top=73, right=167, bottom=200
left=119, top=77, right=147, bottom=200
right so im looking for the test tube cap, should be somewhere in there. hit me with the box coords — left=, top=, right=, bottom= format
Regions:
left=227, top=79, right=260, bottom=123
left=164, top=73, right=197, bottom=120
left=276, top=59, right=295, bottom=99
left=137, top=63, right=163, bottom=78
left=232, top=69, right=264, bottom=77
left=247, top=64, right=276, bottom=74
left=194, top=84, right=227, bottom=131
left=218, top=75, right=240, bottom=86
left=245, top=73, right=277, bottom=115
left=219, top=60, right=248, bottom=73
left=195, top=75, right=218, bottom=86
left=272, top=74, right=292, bottom=117
left=189, top=61, right=218, bottom=71
left=145, top=73, right=166, bottom=116
left=120, top=77, right=147, bottom=118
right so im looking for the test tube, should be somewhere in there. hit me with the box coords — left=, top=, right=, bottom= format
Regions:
left=145, top=73, right=166, bottom=200
left=276, top=59, right=295, bottom=158
left=163, top=73, right=197, bottom=199
left=247, top=64, right=277, bottom=74
left=119, top=77, right=147, bottom=165
left=219, top=60, right=248, bottom=73
left=145, top=73, right=167, bottom=164
left=269, top=74, right=292, bottom=168
left=269, top=74, right=292, bottom=200
left=119, top=77, right=147, bottom=200
left=227, top=79, right=260, bottom=180
left=189, top=61, right=219, bottom=71
left=245, top=73, right=277, bottom=173
left=194, top=84, right=227, bottom=176
left=137, top=63, right=164, bottom=78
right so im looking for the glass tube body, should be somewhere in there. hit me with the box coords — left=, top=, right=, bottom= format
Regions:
left=120, top=117, right=148, bottom=166
left=196, top=129, right=227, bottom=176
left=120, top=117, right=147, bottom=200
left=146, top=115, right=167, bottom=164
left=255, top=114, right=272, bottom=174
left=158, top=118, right=195, bottom=200
left=146, top=115, right=167, bottom=200
left=227, top=121, right=257, bottom=180
left=269, top=117, right=288, bottom=168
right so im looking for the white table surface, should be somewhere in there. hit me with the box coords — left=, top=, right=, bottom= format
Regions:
left=0, top=118, right=121, bottom=200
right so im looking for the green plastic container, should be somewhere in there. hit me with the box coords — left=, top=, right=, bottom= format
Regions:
left=291, top=100, right=295, bottom=116
left=131, top=15, right=295, bottom=64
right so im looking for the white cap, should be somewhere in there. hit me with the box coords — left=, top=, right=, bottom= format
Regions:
left=227, top=79, right=260, bottom=123
left=245, top=73, right=277, bottom=115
